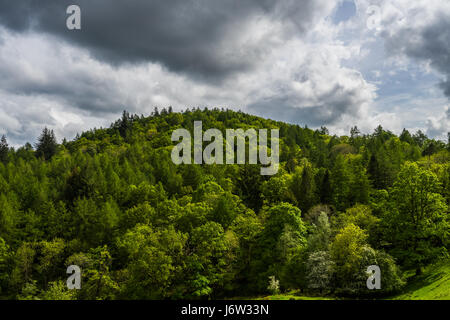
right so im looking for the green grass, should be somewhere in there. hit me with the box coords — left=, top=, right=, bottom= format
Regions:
left=391, top=261, right=450, bottom=300
left=256, top=294, right=334, bottom=300
left=231, top=290, right=335, bottom=300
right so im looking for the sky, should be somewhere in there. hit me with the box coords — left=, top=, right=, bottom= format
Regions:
left=0, top=0, right=448, bottom=147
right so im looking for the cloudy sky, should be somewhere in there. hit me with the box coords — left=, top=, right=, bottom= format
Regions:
left=0, top=0, right=448, bottom=146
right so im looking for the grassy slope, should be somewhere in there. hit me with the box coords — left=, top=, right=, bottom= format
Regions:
left=391, top=262, right=450, bottom=300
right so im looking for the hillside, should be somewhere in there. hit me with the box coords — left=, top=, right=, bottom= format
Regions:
left=0, top=108, right=448, bottom=300
left=392, top=261, right=450, bottom=300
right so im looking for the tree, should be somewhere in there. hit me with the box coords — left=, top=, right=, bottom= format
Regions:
left=72, top=198, right=119, bottom=246
left=348, top=155, right=370, bottom=205
left=67, top=246, right=119, bottom=299
left=35, top=128, right=58, bottom=160
left=258, top=203, right=307, bottom=291
left=0, top=195, right=16, bottom=243
left=330, top=224, right=368, bottom=289
left=40, top=281, right=76, bottom=300
left=307, top=212, right=331, bottom=252
left=0, top=135, right=8, bottom=163
left=0, top=237, right=11, bottom=295
left=121, top=202, right=155, bottom=230
left=361, top=249, right=404, bottom=294
left=267, top=276, right=280, bottom=295
left=36, top=239, right=66, bottom=288
left=290, top=162, right=318, bottom=213
left=116, top=225, right=187, bottom=299
left=235, top=165, right=263, bottom=212
left=330, top=155, right=351, bottom=210
left=262, top=203, right=307, bottom=247
left=412, top=130, right=427, bottom=147
left=118, top=110, right=132, bottom=138
left=447, top=132, right=450, bottom=151
left=211, top=194, right=238, bottom=229
left=10, top=243, right=36, bottom=292
left=422, top=140, right=438, bottom=158
left=186, top=222, right=234, bottom=298
left=350, top=126, right=360, bottom=139
left=261, top=174, right=292, bottom=205
left=386, top=162, right=448, bottom=274
left=297, top=162, right=318, bottom=213
left=367, top=150, right=396, bottom=190
left=306, top=251, right=334, bottom=293
left=333, top=245, right=404, bottom=296
left=229, top=213, right=263, bottom=294
left=399, top=129, right=414, bottom=145
left=350, top=126, right=362, bottom=148
left=319, top=170, right=332, bottom=204
left=64, top=167, right=95, bottom=202
left=337, top=204, right=379, bottom=236
left=319, top=126, right=329, bottom=135
left=368, top=154, right=382, bottom=189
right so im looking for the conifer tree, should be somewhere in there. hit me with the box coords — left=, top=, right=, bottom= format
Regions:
left=0, top=135, right=8, bottom=163
left=298, top=162, right=317, bottom=213
left=35, top=128, right=58, bottom=160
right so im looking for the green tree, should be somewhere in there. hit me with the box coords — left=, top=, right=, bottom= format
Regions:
left=0, top=194, right=16, bottom=243
left=298, top=161, right=318, bottom=213
left=258, top=203, right=307, bottom=291
left=306, top=251, right=334, bottom=294
left=386, top=162, right=448, bottom=274
left=0, top=135, right=8, bottom=163
left=40, top=280, right=76, bottom=300
left=261, top=174, right=292, bottom=205
left=0, top=237, right=11, bottom=295
left=319, top=169, right=332, bottom=204
left=10, top=243, right=36, bottom=293
left=67, top=246, right=119, bottom=300
left=336, top=204, right=380, bottom=239
left=413, top=130, right=427, bottom=147
left=307, top=212, right=331, bottom=252
left=235, top=165, right=263, bottom=212
left=35, top=128, right=58, bottom=160
left=422, top=140, right=438, bottom=158
left=36, top=239, right=66, bottom=288
left=330, top=224, right=368, bottom=289
left=187, top=221, right=234, bottom=298
left=330, top=155, right=351, bottom=210
left=116, top=225, right=186, bottom=299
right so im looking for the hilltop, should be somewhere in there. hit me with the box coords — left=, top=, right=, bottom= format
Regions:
left=0, top=108, right=448, bottom=300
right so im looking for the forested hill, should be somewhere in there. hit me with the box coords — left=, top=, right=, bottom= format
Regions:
left=0, top=108, right=449, bottom=300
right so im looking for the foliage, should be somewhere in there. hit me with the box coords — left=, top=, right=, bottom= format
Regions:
left=0, top=109, right=448, bottom=299
left=267, top=276, right=280, bottom=295
left=384, top=162, right=449, bottom=274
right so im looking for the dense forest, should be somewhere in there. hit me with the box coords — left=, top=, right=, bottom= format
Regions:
left=0, top=108, right=448, bottom=300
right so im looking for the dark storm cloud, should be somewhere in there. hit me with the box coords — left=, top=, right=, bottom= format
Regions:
left=384, top=13, right=450, bottom=99
left=247, top=84, right=364, bottom=127
left=248, top=99, right=343, bottom=126
left=0, top=50, right=126, bottom=117
left=0, top=0, right=324, bottom=80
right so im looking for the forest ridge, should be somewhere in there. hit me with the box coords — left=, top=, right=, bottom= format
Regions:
left=0, top=108, right=448, bottom=300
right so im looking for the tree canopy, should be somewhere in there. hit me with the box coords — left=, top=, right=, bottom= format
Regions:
left=0, top=108, right=448, bottom=299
